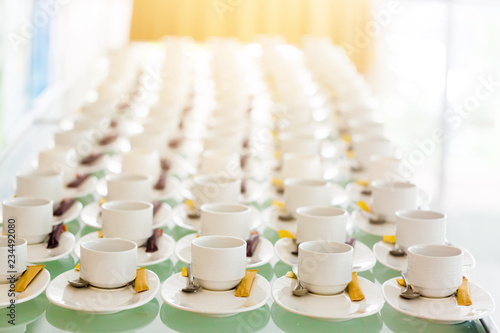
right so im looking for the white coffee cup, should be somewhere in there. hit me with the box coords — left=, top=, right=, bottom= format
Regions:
left=191, top=235, right=246, bottom=291
left=80, top=238, right=138, bottom=289
left=199, top=150, right=241, bottom=177
left=395, top=210, right=447, bottom=252
left=369, top=156, right=408, bottom=182
left=284, top=179, right=331, bottom=216
left=0, top=236, right=27, bottom=283
left=278, top=134, right=320, bottom=155
left=352, top=137, right=393, bottom=169
left=101, top=200, right=153, bottom=246
left=2, top=198, right=53, bottom=244
left=16, top=169, right=64, bottom=205
left=38, top=146, right=79, bottom=182
left=298, top=241, right=353, bottom=295
left=407, top=244, right=463, bottom=298
left=281, top=153, right=322, bottom=180
left=371, top=181, right=417, bottom=221
left=200, top=203, right=251, bottom=240
left=347, top=120, right=384, bottom=138
left=203, top=133, right=243, bottom=152
left=106, top=174, right=152, bottom=201
left=129, top=130, right=169, bottom=152
left=192, top=175, right=241, bottom=209
left=122, top=148, right=160, bottom=179
left=296, top=206, right=348, bottom=244
left=54, top=129, right=93, bottom=151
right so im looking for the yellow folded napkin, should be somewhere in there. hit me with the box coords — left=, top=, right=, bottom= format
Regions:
left=278, top=230, right=296, bottom=239
left=98, top=231, right=103, bottom=238
left=355, top=180, right=369, bottom=187
left=15, top=265, right=44, bottom=292
left=457, top=277, right=472, bottom=306
left=357, top=201, right=370, bottom=213
left=272, top=200, right=285, bottom=209
left=235, top=270, right=258, bottom=297
left=286, top=271, right=297, bottom=279
left=75, top=263, right=80, bottom=271
left=347, top=150, right=355, bottom=159
left=185, top=199, right=195, bottom=210
left=396, top=278, right=406, bottom=286
left=383, top=235, right=396, bottom=244
left=341, top=133, right=351, bottom=143
left=134, top=267, right=149, bottom=293
left=181, top=266, right=188, bottom=277
left=274, top=151, right=281, bottom=160
left=271, top=178, right=284, bottom=188
left=346, top=272, right=365, bottom=301
left=98, top=198, right=107, bottom=207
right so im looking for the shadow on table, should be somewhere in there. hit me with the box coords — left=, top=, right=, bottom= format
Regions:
left=160, top=303, right=271, bottom=333
left=0, top=293, right=48, bottom=332
left=44, top=256, right=76, bottom=280
left=381, top=303, right=485, bottom=332
left=271, top=302, right=383, bottom=333
left=45, top=297, right=159, bottom=332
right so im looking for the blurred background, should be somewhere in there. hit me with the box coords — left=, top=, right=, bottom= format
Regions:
left=0, top=0, right=499, bottom=323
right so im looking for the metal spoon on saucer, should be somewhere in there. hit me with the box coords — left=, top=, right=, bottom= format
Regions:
left=399, top=271, right=420, bottom=299
left=291, top=265, right=308, bottom=297
left=182, top=264, right=200, bottom=293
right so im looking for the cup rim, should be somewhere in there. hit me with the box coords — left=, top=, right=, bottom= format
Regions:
left=396, top=210, right=446, bottom=221
left=17, top=169, right=63, bottom=178
left=299, top=240, right=353, bottom=255
left=0, top=236, right=27, bottom=247
left=106, top=173, right=152, bottom=183
left=192, top=235, right=246, bottom=250
left=284, top=178, right=330, bottom=187
left=371, top=180, right=416, bottom=190
left=39, top=145, right=74, bottom=154
left=2, top=197, right=53, bottom=208
left=296, top=206, right=347, bottom=218
left=101, top=200, right=153, bottom=212
left=194, top=174, right=239, bottom=185
left=408, top=244, right=463, bottom=259
left=282, top=152, right=320, bottom=161
left=125, top=147, right=160, bottom=156
left=81, top=238, right=137, bottom=254
left=200, top=203, right=251, bottom=214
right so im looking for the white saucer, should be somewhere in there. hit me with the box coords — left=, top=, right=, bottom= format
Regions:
left=262, top=206, right=297, bottom=233
left=80, top=201, right=170, bottom=229
left=352, top=211, right=396, bottom=237
left=274, top=238, right=376, bottom=272
left=46, top=269, right=160, bottom=314
left=382, top=277, right=495, bottom=324
left=346, top=182, right=432, bottom=208
left=95, top=176, right=183, bottom=201
left=172, top=204, right=262, bottom=232
left=63, top=175, right=98, bottom=199
left=0, top=269, right=50, bottom=309
left=373, top=241, right=477, bottom=272
left=175, top=233, right=274, bottom=268
left=161, top=272, right=271, bottom=317
left=53, top=200, right=83, bottom=225
left=27, top=232, right=75, bottom=263
left=74, top=232, right=175, bottom=266
left=272, top=275, right=384, bottom=321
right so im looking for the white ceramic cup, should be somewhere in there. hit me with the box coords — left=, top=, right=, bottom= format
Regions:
left=369, top=156, right=407, bottom=182
left=296, top=206, right=348, bottom=244
left=298, top=241, right=353, bottom=295
left=106, top=174, right=152, bottom=201
left=281, top=153, right=322, bottom=180
left=407, top=244, right=463, bottom=298
left=284, top=179, right=332, bottom=216
left=347, top=120, right=385, bottom=138
left=192, top=175, right=241, bottom=209
left=191, top=235, right=246, bottom=291
left=395, top=210, right=447, bottom=252
left=16, top=169, right=64, bottom=205
left=38, top=146, right=79, bottom=182
left=0, top=236, right=27, bottom=283
left=371, top=181, right=417, bottom=221
left=122, top=148, right=160, bottom=179
left=54, top=129, right=93, bottom=151
left=278, top=134, right=320, bottom=155
left=2, top=198, right=53, bottom=244
left=129, top=130, right=169, bottom=152
left=203, top=134, right=244, bottom=152
left=352, top=137, right=393, bottom=169
left=198, top=150, right=241, bottom=177
left=200, top=203, right=251, bottom=240
left=80, top=238, right=138, bottom=289
left=101, top=200, right=153, bottom=247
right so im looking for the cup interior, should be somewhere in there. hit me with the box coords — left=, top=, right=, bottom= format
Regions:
left=192, top=236, right=246, bottom=249
left=408, top=244, right=462, bottom=258
left=284, top=178, right=329, bottom=187
left=194, top=175, right=238, bottom=185
left=3, top=197, right=52, bottom=208
left=107, top=174, right=151, bottom=183
left=396, top=210, right=445, bottom=220
left=18, top=169, right=62, bottom=178
left=0, top=236, right=26, bottom=247
left=101, top=200, right=152, bottom=211
left=299, top=240, right=352, bottom=254
left=371, top=180, right=416, bottom=191
left=81, top=238, right=137, bottom=253
left=201, top=203, right=250, bottom=214
left=297, top=206, right=346, bottom=218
